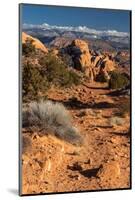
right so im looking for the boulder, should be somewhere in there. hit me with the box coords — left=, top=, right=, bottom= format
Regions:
left=70, top=39, right=92, bottom=73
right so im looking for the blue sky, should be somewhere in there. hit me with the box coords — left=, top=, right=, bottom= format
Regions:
left=21, top=4, right=130, bottom=32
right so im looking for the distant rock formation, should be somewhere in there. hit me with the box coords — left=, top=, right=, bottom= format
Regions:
left=69, top=39, right=92, bottom=70
left=22, top=32, right=48, bottom=53
left=67, top=39, right=116, bottom=81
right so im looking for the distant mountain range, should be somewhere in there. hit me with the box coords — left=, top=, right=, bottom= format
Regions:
left=22, top=23, right=130, bottom=51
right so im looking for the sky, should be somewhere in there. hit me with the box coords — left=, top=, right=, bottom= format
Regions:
left=21, top=4, right=130, bottom=32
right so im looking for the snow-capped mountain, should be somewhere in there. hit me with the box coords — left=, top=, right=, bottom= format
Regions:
left=22, top=23, right=130, bottom=50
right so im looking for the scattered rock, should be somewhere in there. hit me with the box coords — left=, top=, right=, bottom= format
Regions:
left=84, top=159, right=91, bottom=165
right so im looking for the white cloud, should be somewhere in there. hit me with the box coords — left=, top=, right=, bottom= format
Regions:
left=23, top=23, right=129, bottom=38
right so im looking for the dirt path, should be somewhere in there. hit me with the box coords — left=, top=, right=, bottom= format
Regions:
left=22, top=81, right=130, bottom=194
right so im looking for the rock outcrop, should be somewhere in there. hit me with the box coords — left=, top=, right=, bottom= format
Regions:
left=67, top=39, right=116, bottom=81
left=22, top=32, right=48, bottom=53
left=69, top=39, right=92, bottom=71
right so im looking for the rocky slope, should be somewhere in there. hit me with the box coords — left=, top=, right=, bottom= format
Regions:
left=22, top=81, right=130, bottom=194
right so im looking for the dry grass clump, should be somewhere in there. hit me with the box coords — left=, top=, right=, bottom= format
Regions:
left=109, top=116, right=124, bottom=126
left=23, top=100, right=83, bottom=146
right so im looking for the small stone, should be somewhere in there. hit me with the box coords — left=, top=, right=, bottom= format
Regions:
left=76, top=88, right=81, bottom=92
left=110, top=137, right=119, bottom=144
left=95, top=127, right=102, bottom=132
left=32, top=133, right=39, bottom=140
left=84, top=159, right=91, bottom=164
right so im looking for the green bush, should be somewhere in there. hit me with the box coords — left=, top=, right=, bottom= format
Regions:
left=22, top=62, right=48, bottom=101
left=40, top=53, right=81, bottom=87
left=22, top=53, right=80, bottom=102
left=22, top=38, right=36, bottom=57
left=109, top=71, right=129, bottom=89
left=96, top=73, right=108, bottom=83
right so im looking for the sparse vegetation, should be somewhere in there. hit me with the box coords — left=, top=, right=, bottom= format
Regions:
left=22, top=62, right=49, bottom=101
left=23, top=100, right=83, bottom=146
left=21, top=33, right=131, bottom=193
left=40, top=53, right=81, bottom=87
left=109, top=71, right=129, bottom=89
left=22, top=53, right=80, bottom=102
left=22, top=38, right=36, bottom=57
left=109, top=116, right=124, bottom=126
left=96, top=73, right=108, bottom=83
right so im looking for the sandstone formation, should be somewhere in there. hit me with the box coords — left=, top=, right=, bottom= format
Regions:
left=67, top=39, right=116, bottom=81
left=69, top=39, right=92, bottom=71
left=22, top=32, right=48, bottom=53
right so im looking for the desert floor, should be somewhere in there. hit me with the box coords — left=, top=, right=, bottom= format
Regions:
left=22, top=81, right=130, bottom=195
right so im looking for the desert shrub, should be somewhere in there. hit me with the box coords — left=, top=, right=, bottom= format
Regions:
left=22, top=63, right=49, bottom=101
left=109, top=116, right=124, bottom=126
left=39, top=53, right=81, bottom=87
left=22, top=38, right=36, bottom=57
left=60, top=70, right=81, bottom=87
left=23, top=100, right=83, bottom=146
left=96, top=73, right=108, bottom=83
left=109, top=71, right=129, bottom=89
